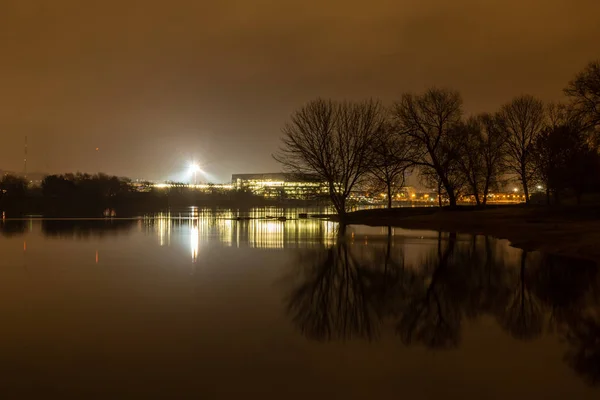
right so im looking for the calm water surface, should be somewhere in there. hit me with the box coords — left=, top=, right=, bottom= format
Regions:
left=0, top=207, right=599, bottom=399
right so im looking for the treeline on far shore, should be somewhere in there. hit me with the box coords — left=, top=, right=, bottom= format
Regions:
left=0, top=173, right=314, bottom=218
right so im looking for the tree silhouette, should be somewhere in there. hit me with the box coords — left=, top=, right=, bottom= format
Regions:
left=455, top=114, right=507, bottom=205
left=564, top=60, right=600, bottom=131
left=497, top=95, right=546, bottom=204
left=369, top=125, right=411, bottom=208
left=274, top=98, right=384, bottom=221
left=0, top=174, right=28, bottom=200
left=392, top=88, right=464, bottom=207
left=532, top=123, right=600, bottom=204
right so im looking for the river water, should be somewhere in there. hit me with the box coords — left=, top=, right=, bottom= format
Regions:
left=0, top=207, right=598, bottom=399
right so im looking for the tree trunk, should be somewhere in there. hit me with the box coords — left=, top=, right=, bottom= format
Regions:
left=439, top=175, right=456, bottom=208
left=470, top=176, right=480, bottom=206
left=447, top=189, right=457, bottom=208
left=521, top=176, right=530, bottom=205
left=338, top=197, right=347, bottom=220
left=437, top=181, right=442, bottom=208
left=482, top=181, right=489, bottom=206
left=545, top=188, right=550, bottom=205
left=329, top=184, right=346, bottom=217
left=387, top=183, right=392, bottom=209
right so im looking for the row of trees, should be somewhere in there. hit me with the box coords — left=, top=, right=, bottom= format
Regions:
left=41, top=173, right=133, bottom=198
left=0, top=172, right=133, bottom=200
left=275, top=60, right=600, bottom=219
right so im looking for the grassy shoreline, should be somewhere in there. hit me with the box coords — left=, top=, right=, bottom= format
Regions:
left=326, top=205, right=600, bottom=263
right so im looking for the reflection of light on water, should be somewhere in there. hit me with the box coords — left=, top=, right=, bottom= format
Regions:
left=145, top=208, right=339, bottom=251
left=156, top=212, right=171, bottom=246
left=242, top=218, right=337, bottom=249
left=248, top=220, right=284, bottom=248
left=95, top=250, right=99, bottom=264
left=220, top=219, right=233, bottom=245
left=191, top=225, right=199, bottom=262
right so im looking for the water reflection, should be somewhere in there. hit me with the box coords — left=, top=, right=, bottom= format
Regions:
left=286, top=240, right=381, bottom=341
left=286, top=231, right=600, bottom=386
left=144, top=208, right=337, bottom=249
left=190, top=225, right=199, bottom=262
left=0, top=220, right=27, bottom=237
left=1, top=208, right=337, bottom=249
left=1, top=212, right=599, bottom=395
left=41, top=219, right=138, bottom=238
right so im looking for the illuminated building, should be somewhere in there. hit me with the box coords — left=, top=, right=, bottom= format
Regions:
left=231, top=173, right=327, bottom=200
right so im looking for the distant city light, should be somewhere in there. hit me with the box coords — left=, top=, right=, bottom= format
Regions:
left=189, top=163, right=203, bottom=185
left=189, top=163, right=201, bottom=174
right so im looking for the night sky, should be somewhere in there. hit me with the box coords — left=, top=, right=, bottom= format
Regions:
left=1, top=0, right=599, bottom=182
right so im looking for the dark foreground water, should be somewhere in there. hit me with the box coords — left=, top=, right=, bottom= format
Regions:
left=0, top=208, right=599, bottom=399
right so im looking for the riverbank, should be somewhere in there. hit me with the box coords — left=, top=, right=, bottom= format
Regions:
left=329, top=205, right=600, bottom=263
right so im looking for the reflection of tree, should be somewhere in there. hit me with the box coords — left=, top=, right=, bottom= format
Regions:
left=530, top=254, right=597, bottom=331
left=285, top=228, right=600, bottom=386
left=42, top=219, right=136, bottom=238
left=396, top=233, right=461, bottom=349
left=368, top=227, right=409, bottom=315
left=0, top=220, right=26, bottom=237
left=528, top=254, right=600, bottom=386
left=459, top=236, right=511, bottom=319
left=563, top=312, right=600, bottom=386
left=286, top=241, right=383, bottom=341
left=497, top=251, right=544, bottom=340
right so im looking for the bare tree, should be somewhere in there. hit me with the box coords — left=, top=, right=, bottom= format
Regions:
left=497, top=95, right=546, bottom=204
left=456, top=114, right=506, bottom=205
left=547, top=102, right=575, bottom=129
left=564, top=60, right=600, bottom=131
left=392, top=88, right=463, bottom=207
left=369, top=124, right=411, bottom=208
left=455, top=119, right=486, bottom=205
left=478, top=114, right=508, bottom=204
left=274, top=98, right=384, bottom=221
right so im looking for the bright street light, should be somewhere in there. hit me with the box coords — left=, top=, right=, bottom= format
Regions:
left=513, top=188, right=518, bottom=192
left=189, top=163, right=202, bottom=185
